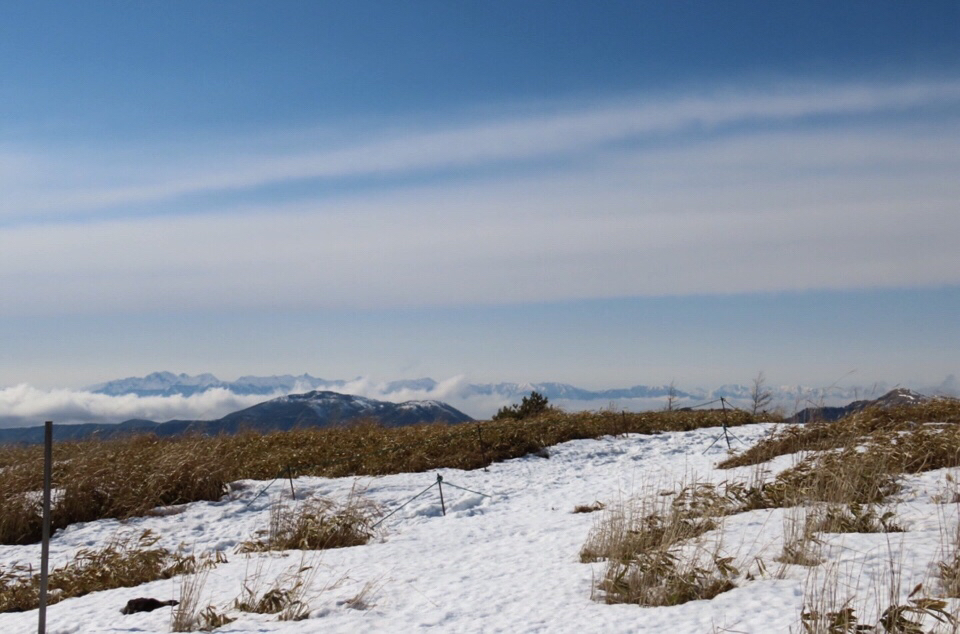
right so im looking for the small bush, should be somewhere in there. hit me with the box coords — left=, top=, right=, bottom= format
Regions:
left=938, top=507, right=960, bottom=598
left=580, top=483, right=728, bottom=564
left=492, top=391, right=552, bottom=421
left=195, top=606, right=236, bottom=631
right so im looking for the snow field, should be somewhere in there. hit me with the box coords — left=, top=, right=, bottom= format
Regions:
left=1, top=422, right=958, bottom=633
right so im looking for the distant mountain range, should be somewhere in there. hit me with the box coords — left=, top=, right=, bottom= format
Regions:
left=86, top=370, right=894, bottom=406
left=0, top=391, right=472, bottom=444
left=87, top=371, right=342, bottom=397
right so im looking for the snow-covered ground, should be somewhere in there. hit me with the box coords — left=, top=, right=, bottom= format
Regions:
left=2, top=423, right=958, bottom=633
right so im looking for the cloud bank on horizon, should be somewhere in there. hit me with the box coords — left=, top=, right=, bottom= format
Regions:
left=2, top=78, right=959, bottom=316
left=2, top=372, right=959, bottom=429
left=0, top=376, right=486, bottom=428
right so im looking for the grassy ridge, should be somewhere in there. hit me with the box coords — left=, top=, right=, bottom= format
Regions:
left=0, top=409, right=763, bottom=545
left=581, top=398, right=960, bottom=614
left=719, top=398, right=960, bottom=470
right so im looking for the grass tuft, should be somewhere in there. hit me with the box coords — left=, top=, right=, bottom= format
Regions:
left=234, top=561, right=318, bottom=622
left=237, top=493, right=378, bottom=553
left=573, top=501, right=605, bottom=514
left=581, top=480, right=739, bottom=606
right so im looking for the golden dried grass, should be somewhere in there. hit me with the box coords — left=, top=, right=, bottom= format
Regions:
left=0, top=530, right=225, bottom=613
left=237, top=492, right=378, bottom=554
left=581, top=480, right=739, bottom=606
left=0, top=409, right=763, bottom=545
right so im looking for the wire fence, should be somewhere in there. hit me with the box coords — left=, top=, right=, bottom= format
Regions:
left=245, top=465, right=494, bottom=529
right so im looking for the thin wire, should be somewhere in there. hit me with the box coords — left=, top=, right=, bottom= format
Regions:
left=245, top=469, right=286, bottom=508
left=441, top=481, right=492, bottom=498
left=371, top=481, right=439, bottom=528
left=686, top=398, right=724, bottom=409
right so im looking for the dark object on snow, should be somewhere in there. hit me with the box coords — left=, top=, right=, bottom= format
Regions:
left=121, top=598, right=179, bottom=614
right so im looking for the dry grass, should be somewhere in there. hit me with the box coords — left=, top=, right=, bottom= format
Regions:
left=777, top=507, right=823, bottom=568
left=581, top=480, right=740, bottom=606
left=0, top=409, right=764, bottom=545
left=233, top=559, right=321, bottom=622
left=193, top=605, right=236, bottom=631
left=721, top=398, right=960, bottom=470
left=344, top=577, right=386, bottom=611
left=237, top=493, right=379, bottom=553
left=797, top=563, right=861, bottom=634
left=937, top=505, right=960, bottom=598
left=573, top=501, right=605, bottom=514
left=580, top=481, right=733, bottom=564
left=0, top=530, right=225, bottom=613
left=171, top=569, right=209, bottom=632
left=729, top=403, right=960, bottom=513
left=0, top=434, right=227, bottom=545
left=799, top=566, right=956, bottom=634
left=727, top=446, right=902, bottom=513
left=575, top=399, right=960, bottom=617
left=600, top=548, right=738, bottom=607
left=806, top=503, right=903, bottom=535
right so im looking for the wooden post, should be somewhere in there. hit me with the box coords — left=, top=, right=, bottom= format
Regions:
left=38, top=420, right=53, bottom=634
left=436, top=474, right=446, bottom=516
left=286, top=466, right=296, bottom=500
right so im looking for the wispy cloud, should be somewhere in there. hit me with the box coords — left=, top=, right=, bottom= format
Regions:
left=1, top=78, right=958, bottom=316
left=4, top=78, right=959, bottom=220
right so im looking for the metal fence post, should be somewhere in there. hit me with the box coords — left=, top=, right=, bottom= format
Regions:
left=436, top=474, right=446, bottom=516
left=39, top=420, right=53, bottom=634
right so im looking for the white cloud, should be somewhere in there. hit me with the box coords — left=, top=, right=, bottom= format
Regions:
left=0, top=377, right=508, bottom=428
left=0, top=374, right=900, bottom=427
left=0, top=384, right=279, bottom=428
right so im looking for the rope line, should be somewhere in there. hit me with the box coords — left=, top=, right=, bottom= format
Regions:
left=371, top=481, right=439, bottom=528
left=441, top=480, right=492, bottom=498
left=685, top=397, right=723, bottom=409
left=245, top=466, right=494, bottom=526
left=245, top=468, right=288, bottom=508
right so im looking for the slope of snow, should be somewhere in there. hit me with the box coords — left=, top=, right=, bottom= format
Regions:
left=2, top=423, right=957, bottom=633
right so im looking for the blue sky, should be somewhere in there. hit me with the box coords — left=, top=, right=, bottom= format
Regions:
left=1, top=1, right=959, bottom=392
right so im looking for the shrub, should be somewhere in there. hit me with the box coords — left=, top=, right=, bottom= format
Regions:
left=492, top=391, right=551, bottom=421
